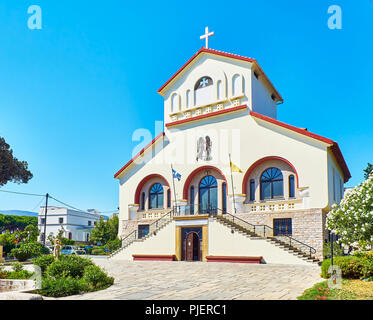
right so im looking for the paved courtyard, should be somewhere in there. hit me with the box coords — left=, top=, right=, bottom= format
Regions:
left=53, top=258, right=323, bottom=300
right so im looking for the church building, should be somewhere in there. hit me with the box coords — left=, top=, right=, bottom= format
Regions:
left=111, top=33, right=350, bottom=264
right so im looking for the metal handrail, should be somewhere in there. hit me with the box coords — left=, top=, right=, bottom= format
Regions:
left=217, top=209, right=316, bottom=259
left=108, top=209, right=173, bottom=258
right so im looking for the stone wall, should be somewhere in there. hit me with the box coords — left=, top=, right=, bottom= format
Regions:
left=237, top=208, right=326, bottom=260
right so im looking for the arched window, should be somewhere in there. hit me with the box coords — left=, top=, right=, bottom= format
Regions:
left=249, top=179, right=255, bottom=201
left=289, top=175, right=295, bottom=198
left=260, top=168, right=283, bottom=200
left=199, top=175, right=218, bottom=214
left=232, top=74, right=242, bottom=97
left=194, top=76, right=213, bottom=106
left=222, top=182, right=227, bottom=214
left=141, top=192, right=145, bottom=211
left=149, top=183, right=164, bottom=209
left=171, top=93, right=179, bottom=113
left=186, top=90, right=191, bottom=108
left=217, top=80, right=222, bottom=100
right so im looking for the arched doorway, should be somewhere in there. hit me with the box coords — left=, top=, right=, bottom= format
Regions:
left=184, top=232, right=201, bottom=261
left=199, top=175, right=218, bottom=214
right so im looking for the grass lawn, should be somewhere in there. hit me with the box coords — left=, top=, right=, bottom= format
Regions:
left=298, top=279, right=373, bottom=300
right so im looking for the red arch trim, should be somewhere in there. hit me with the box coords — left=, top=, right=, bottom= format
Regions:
left=134, top=174, right=170, bottom=205
left=242, top=156, right=300, bottom=195
left=183, top=166, right=228, bottom=200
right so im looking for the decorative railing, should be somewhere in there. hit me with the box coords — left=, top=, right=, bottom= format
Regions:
left=245, top=198, right=303, bottom=213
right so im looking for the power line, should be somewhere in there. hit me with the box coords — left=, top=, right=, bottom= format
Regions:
left=0, top=189, right=45, bottom=197
left=0, top=189, right=118, bottom=215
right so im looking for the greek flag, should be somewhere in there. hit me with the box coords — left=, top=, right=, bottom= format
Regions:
left=172, top=169, right=182, bottom=181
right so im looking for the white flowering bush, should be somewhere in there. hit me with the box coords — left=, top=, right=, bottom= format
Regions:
left=327, top=172, right=373, bottom=249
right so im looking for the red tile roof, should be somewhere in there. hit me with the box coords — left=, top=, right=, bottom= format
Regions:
left=250, top=111, right=351, bottom=182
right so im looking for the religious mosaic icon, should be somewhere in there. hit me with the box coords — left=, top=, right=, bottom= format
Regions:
left=196, top=136, right=212, bottom=161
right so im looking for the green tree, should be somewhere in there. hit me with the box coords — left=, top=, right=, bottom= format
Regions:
left=90, top=215, right=119, bottom=245
left=23, top=224, right=40, bottom=242
left=90, top=216, right=106, bottom=244
left=326, top=171, right=373, bottom=249
left=364, top=163, right=373, bottom=180
left=0, top=137, right=33, bottom=186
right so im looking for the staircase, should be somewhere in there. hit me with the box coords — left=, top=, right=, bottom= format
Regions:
left=108, top=209, right=173, bottom=259
left=214, top=212, right=320, bottom=265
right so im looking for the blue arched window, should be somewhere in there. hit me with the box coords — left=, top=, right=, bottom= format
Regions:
left=149, top=183, right=164, bottom=209
left=199, top=175, right=218, bottom=214
left=260, top=168, right=283, bottom=200
left=289, top=175, right=295, bottom=198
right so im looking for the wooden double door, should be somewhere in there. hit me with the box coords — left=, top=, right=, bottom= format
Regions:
left=182, top=228, right=202, bottom=261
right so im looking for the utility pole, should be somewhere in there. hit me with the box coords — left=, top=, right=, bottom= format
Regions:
left=43, top=193, right=49, bottom=246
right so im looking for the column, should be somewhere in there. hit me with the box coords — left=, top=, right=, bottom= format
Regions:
left=128, top=204, right=140, bottom=220
left=229, top=194, right=246, bottom=214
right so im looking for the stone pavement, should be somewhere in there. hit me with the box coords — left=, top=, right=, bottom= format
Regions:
left=52, top=258, right=323, bottom=300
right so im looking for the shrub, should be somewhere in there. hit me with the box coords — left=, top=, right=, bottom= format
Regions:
left=361, top=255, right=373, bottom=279
left=46, top=255, right=94, bottom=279
left=61, top=238, right=75, bottom=246
left=33, top=255, right=55, bottom=274
left=11, top=262, right=24, bottom=272
left=38, top=276, right=89, bottom=297
left=321, top=256, right=363, bottom=279
left=83, top=265, right=114, bottom=290
left=6, top=269, right=33, bottom=280
left=105, top=238, right=121, bottom=252
left=9, top=242, right=44, bottom=262
left=91, top=248, right=107, bottom=256
left=323, top=242, right=345, bottom=259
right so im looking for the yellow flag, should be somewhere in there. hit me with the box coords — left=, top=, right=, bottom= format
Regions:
left=230, top=161, right=242, bottom=173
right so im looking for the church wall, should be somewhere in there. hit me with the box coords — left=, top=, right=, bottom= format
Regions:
left=326, top=150, right=345, bottom=210
left=111, top=220, right=176, bottom=261
left=236, top=209, right=325, bottom=260
left=251, top=72, right=277, bottom=119
left=163, top=54, right=253, bottom=128
left=208, top=218, right=311, bottom=265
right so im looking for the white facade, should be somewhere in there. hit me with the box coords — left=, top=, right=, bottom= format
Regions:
left=113, top=48, right=351, bottom=262
left=38, top=207, right=101, bottom=243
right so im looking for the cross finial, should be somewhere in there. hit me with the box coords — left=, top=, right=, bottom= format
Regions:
left=200, top=26, right=214, bottom=49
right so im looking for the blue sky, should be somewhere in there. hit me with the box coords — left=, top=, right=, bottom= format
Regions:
left=0, top=0, right=372, bottom=212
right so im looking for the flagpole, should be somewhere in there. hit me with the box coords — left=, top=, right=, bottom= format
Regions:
left=171, top=164, right=178, bottom=215
left=229, top=154, right=237, bottom=214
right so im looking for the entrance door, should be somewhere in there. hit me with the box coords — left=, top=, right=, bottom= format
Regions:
left=199, top=175, right=218, bottom=215
left=185, top=232, right=200, bottom=261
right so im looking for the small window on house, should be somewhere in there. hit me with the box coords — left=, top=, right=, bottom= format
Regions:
left=59, top=218, right=63, bottom=224
left=88, top=221, right=92, bottom=226
left=167, top=189, right=171, bottom=208
left=222, top=182, right=227, bottom=214
left=249, top=179, right=255, bottom=201
left=141, top=192, right=145, bottom=211
left=94, top=221, right=97, bottom=226
left=40, top=218, right=45, bottom=225
left=253, top=71, right=259, bottom=79
left=271, top=94, right=276, bottom=101
left=289, top=175, right=295, bottom=198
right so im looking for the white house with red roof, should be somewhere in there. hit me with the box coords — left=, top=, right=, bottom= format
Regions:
left=110, top=45, right=350, bottom=265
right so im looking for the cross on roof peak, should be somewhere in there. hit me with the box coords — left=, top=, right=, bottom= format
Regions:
left=200, top=26, right=214, bottom=49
